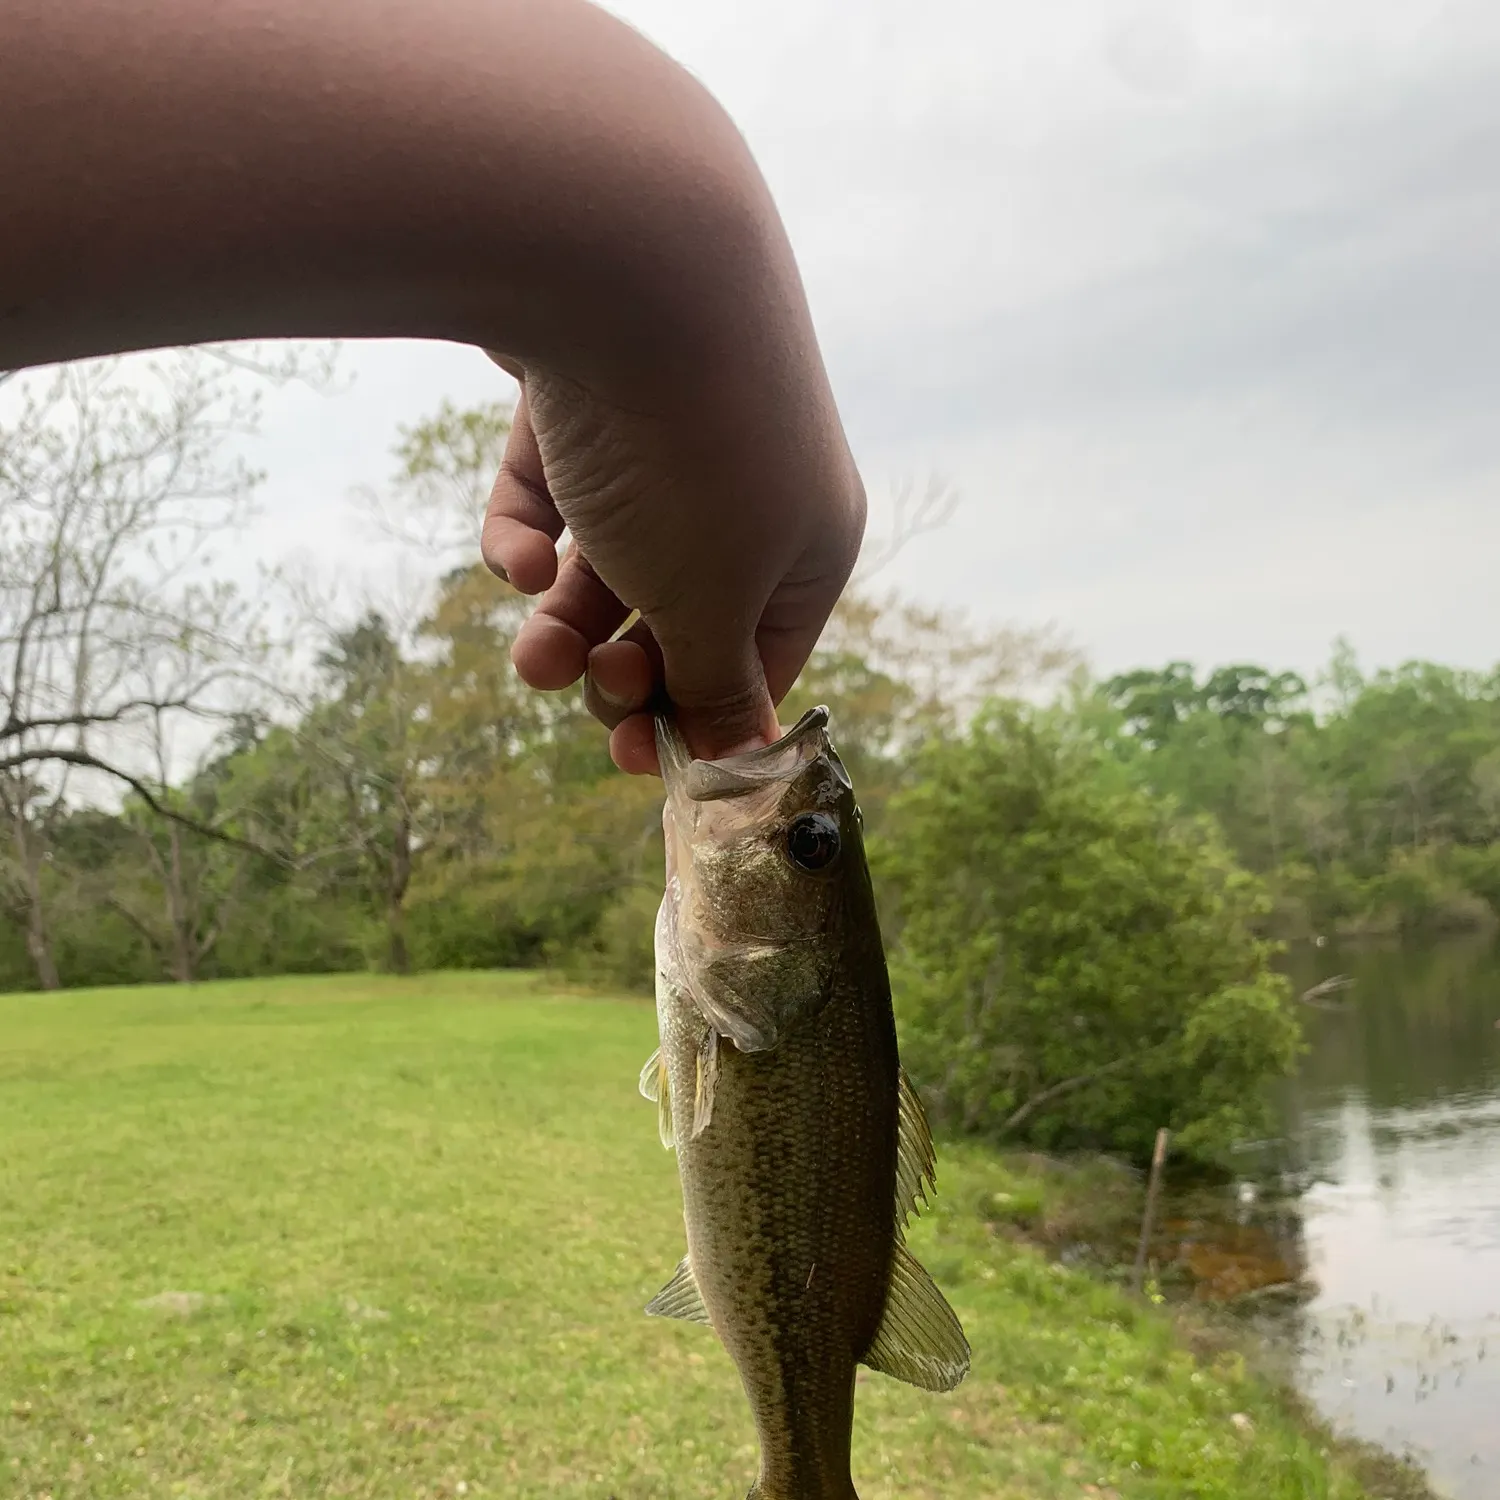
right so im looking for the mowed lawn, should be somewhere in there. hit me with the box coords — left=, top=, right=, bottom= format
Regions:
left=1, top=973, right=1393, bottom=1500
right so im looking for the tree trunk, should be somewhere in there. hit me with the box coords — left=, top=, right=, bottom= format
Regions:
left=386, top=811, right=413, bottom=975
left=24, top=889, right=59, bottom=991
left=166, top=823, right=196, bottom=983
left=386, top=896, right=410, bottom=975
left=11, top=804, right=60, bottom=990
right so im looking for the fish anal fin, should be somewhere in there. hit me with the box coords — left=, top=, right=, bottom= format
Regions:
left=895, top=1068, right=938, bottom=1228
left=645, top=1257, right=711, bottom=1326
left=861, top=1241, right=970, bottom=1393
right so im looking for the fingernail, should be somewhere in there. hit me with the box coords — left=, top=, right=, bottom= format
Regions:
left=585, top=672, right=636, bottom=715
left=593, top=683, right=632, bottom=711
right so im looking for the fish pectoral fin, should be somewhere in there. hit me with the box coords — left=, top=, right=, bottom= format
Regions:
left=895, top=1069, right=938, bottom=1228
left=690, top=1029, right=720, bottom=1140
left=644, top=1257, right=711, bottom=1326
left=861, top=1241, right=970, bottom=1393
left=692, top=974, right=779, bottom=1055
left=638, top=1048, right=662, bottom=1102
left=638, top=1047, right=675, bottom=1149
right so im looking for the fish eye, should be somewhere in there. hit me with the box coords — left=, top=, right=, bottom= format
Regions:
left=785, top=812, right=841, bottom=873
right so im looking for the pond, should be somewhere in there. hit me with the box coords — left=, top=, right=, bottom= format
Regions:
left=1276, top=937, right=1500, bottom=1499
left=1151, top=939, right=1500, bottom=1497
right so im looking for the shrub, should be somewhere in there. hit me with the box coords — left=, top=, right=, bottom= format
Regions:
left=880, top=703, right=1303, bottom=1167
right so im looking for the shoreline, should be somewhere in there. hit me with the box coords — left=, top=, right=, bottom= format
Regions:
left=933, top=1142, right=1441, bottom=1500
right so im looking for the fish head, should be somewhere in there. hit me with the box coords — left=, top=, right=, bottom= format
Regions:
left=656, top=705, right=862, bottom=1054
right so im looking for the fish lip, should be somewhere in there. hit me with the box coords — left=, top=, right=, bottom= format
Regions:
left=655, top=706, right=835, bottom=803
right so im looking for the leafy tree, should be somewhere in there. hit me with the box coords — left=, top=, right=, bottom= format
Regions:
left=297, top=610, right=432, bottom=973
left=402, top=561, right=659, bottom=975
left=370, top=397, right=514, bottom=558
left=1097, top=647, right=1500, bottom=937
left=1102, top=662, right=1200, bottom=747
left=783, top=589, right=1080, bottom=819
left=882, top=702, right=1302, bottom=1166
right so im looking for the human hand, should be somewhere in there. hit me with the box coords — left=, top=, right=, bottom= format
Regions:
left=481, top=356, right=865, bottom=775
left=0, top=0, right=862, bottom=778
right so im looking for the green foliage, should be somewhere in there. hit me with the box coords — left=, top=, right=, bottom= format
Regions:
left=554, top=880, right=663, bottom=993
left=0, top=396, right=1083, bottom=1000
left=1097, top=649, right=1500, bottom=938
left=781, top=591, right=1081, bottom=820
left=882, top=703, right=1302, bottom=1165
left=392, top=396, right=514, bottom=538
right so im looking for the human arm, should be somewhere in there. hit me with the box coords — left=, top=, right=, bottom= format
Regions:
left=1, top=0, right=864, bottom=767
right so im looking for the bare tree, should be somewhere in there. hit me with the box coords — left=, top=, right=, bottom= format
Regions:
left=0, top=769, right=62, bottom=987
left=358, top=396, right=516, bottom=561
left=99, top=706, right=267, bottom=983
left=0, top=349, right=311, bottom=985
left=854, top=473, right=961, bottom=582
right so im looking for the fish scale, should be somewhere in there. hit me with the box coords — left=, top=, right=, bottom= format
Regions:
left=639, top=706, right=969, bottom=1500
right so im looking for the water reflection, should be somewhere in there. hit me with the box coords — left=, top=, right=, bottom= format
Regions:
left=1282, top=937, right=1500, bottom=1498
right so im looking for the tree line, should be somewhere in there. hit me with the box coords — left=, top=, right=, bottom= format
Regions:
left=1097, top=654, right=1500, bottom=938
left=9, top=355, right=1489, bottom=1164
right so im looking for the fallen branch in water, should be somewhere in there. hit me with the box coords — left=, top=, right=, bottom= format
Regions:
left=1301, top=974, right=1355, bottom=1008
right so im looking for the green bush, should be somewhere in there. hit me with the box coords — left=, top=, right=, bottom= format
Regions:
left=406, top=873, right=554, bottom=972
left=1375, top=846, right=1495, bottom=934
left=551, top=881, right=660, bottom=994
left=1445, top=843, right=1500, bottom=921
left=1268, top=859, right=1379, bottom=940
left=210, top=884, right=375, bottom=978
left=880, top=702, right=1304, bottom=1167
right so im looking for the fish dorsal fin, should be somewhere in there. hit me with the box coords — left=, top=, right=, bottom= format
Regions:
left=895, top=1069, right=938, bottom=1228
left=645, top=1257, right=711, bottom=1325
left=638, top=1048, right=674, bottom=1150
left=861, top=1241, right=970, bottom=1393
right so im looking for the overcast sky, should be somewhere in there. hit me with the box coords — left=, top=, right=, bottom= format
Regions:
left=233, top=0, right=1500, bottom=683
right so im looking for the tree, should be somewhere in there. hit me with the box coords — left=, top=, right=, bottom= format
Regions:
left=1198, top=665, right=1309, bottom=733
left=782, top=589, right=1080, bottom=818
left=1102, top=662, right=1201, bottom=747
left=0, top=352, right=281, bottom=985
left=301, top=611, right=431, bottom=973
left=368, top=397, right=515, bottom=559
left=97, top=714, right=265, bottom=984
left=881, top=702, right=1302, bottom=1166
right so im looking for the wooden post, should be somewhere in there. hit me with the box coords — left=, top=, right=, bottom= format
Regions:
left=1131, top=1127, right=1170, bottom=1295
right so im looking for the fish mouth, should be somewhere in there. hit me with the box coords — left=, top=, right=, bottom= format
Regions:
left=655, top=706, right=844, bottom=803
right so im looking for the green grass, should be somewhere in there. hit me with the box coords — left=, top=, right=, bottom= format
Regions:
left=0, top=972, right=1422, bottom=1499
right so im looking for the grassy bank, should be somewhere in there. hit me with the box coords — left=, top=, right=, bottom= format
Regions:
left=0, top=973, right=1431, bottom=1498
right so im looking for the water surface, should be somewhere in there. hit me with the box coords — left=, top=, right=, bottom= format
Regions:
left=1279, top=938, right=1500, bottom=1499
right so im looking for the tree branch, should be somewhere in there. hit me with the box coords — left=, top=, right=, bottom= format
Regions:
left=0, top=694, right=202, bottom=741
left=999, top=1042, right=1172, bottom=1137
left=102, top=893, right=169, bottom=958
left=0, top=746, right=288, bottom=865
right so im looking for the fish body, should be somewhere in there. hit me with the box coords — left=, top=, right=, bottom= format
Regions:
left=640, top=707, right=968, bottom=1500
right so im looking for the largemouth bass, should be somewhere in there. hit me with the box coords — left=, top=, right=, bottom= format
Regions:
left=638, top=705, right=969, bottom=1500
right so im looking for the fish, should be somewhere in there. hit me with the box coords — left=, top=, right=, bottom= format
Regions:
left=638, top=704, right=969, bottom=1500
